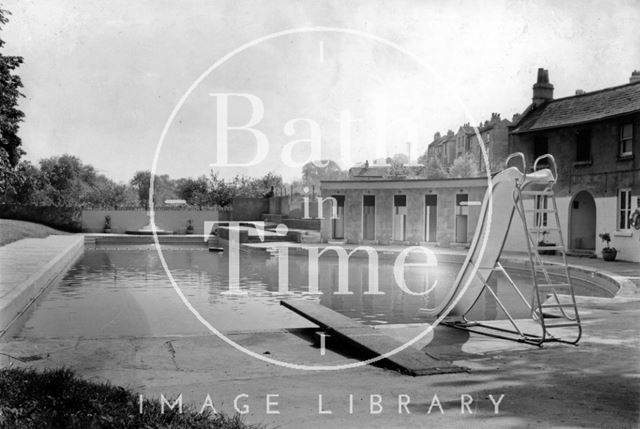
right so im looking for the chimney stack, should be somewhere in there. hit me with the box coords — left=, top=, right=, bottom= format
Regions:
left=532, top=68, right=554, bottom=106
left=630, top=70, right=640, bottom=84
left=575, top=89, right=585, bottom=95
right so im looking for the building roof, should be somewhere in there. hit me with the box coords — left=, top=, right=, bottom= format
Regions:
left=321, top=176, right=488, bottom=190
left=511, top=81, right=640, bottom=134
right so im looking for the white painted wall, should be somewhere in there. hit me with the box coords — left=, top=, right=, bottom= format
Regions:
left=503, top=195, right=640, bottom=262
left=81, top=209, right=224, bottom=234
left=596, top=196, right=640, bottom=263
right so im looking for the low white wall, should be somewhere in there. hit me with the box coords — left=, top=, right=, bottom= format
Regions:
left=81, top=209, right=225, bottom=234
left=596, top=196, right=640, bottom=263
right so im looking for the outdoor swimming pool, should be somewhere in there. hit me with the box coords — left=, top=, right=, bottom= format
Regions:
left=16, top=245, right=613, bottom=339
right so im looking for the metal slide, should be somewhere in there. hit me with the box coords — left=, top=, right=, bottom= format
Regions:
left=422, top=153, right=581, bottom=345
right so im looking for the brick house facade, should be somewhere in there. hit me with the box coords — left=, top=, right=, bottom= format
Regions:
left=426, top=114, right=511, bottom=174
left=506, top=69, right=640, bottom=262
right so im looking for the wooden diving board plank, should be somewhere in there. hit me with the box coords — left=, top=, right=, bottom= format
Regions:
left=281, top=300, right=466, bottom=376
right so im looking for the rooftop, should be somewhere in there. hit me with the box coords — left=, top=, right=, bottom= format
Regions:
left=511, top=80, right=640, bottom=134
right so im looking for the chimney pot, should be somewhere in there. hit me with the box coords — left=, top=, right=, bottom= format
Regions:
left=630, top=70, right=640, bottom=84
left=532, top=68, right=554, bottom=106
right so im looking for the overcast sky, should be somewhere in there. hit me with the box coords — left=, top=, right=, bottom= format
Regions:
left=3, top=0, right=639, bottom=182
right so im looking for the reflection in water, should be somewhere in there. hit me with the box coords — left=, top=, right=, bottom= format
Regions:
left=18, top=245, right=611, bottom=339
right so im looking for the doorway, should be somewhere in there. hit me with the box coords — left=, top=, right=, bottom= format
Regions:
left=425, top=194, right=437, bottom=242
left=332, top=195, right=345, bottom=239
left=455, top=194, right=468, bottom=243
left=569, top=191, right=596, bottom=251
left=363, top=195, right=375, bottom=240
left=393, top=195, right=407, bottom=241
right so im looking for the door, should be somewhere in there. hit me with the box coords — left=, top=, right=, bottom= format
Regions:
left=425, top=194, right=437, bottom=242
left=393, top=195, right=407, bottom=241
left=455, top=194, right=468, bottom=243
left=363, top=195, right=375, bottom=240
left=332, top=195, right=345, bottom=239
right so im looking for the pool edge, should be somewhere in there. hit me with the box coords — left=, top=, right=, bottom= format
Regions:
left=0, top=235, right=85, bottom=339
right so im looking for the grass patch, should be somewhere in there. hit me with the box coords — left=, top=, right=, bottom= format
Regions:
left=0, top=219, right=69, bottom=246
left=0, top=367, right=259, bottom=428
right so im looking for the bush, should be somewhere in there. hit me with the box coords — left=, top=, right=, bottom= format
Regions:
left=0, top=204, right=81, bottom=232
left=0, top=367, right=259, bottom=429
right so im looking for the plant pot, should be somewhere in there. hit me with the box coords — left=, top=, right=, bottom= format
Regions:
left=602, top=248, right=617, bottom=261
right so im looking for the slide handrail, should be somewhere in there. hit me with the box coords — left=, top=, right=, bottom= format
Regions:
left=533, top=153, right=558, bottom=183
left=505, top=152, right=527, bottom=173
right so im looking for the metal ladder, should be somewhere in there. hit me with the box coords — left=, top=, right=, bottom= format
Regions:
left=513, top=154, right=582, bottom=345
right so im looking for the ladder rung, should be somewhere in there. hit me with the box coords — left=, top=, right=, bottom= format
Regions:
left=544, top=322, right=580, bottom=328
left=521, top=190, right=554, bottom=196
left=528, top=227, right=560, bottom=232
left=525, top=209, right=557, bottom=213
left=534, top=245, right=564, bottom=251
left=541, top=303, right=574, bottom=308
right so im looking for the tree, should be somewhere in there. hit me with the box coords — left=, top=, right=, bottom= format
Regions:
left=0, top=8, right=24, bottom=167
left=209, top=172, right=235, bottom=206
left=257, top=171, right=283, bottom=193
left=0, top=147, right=19, bottom=195
left=301, top=160, right=346, bottom=190
left=130, top=171, right=176, bottom=209
left=81, top=175, right=137, bottom=208
left=448, top=153, right=479, bottom=178
left=385, top=153, right=409, bottom=165
left=176, top=176, right=211, bottom=207
left=38, top=155, right=86, bottom=206
left=385, top=153, right=411, bottom=177
left=1, top=157, right=47, bottom=204
left=424, top=157, right=449, bottom=179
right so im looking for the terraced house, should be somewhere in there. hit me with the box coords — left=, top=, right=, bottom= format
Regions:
left=426, top=113, right=512, bottom=174
left=507, top=69, right=640, bottom=261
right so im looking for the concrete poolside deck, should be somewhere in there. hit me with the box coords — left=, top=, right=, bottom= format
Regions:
left=0, top=236, right=638, bottom=427
left=0, top=235, right=84, bottom=337
left=1, top=294, right=638, bottom=428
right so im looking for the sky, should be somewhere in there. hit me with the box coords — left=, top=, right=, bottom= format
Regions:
left=3, top=0, right=639, bottom=183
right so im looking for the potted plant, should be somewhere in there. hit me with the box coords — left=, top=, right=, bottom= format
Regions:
left=537, top=230, right=556, bottom=255
left=598, top=233, right=617, bottom=261
left=185, top=219, right=194, bottom=235
left=103, top=215, right=112, bottom=233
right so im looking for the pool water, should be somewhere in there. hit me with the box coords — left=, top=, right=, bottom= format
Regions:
left=17, top=245, right=612, bottom=339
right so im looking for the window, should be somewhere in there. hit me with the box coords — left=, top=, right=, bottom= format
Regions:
left=619, top=123, right=633, bottom=157
left=618, top=189, right=632, bottom=230
left=464, top=136, right=470, bottom=152
left=533, top=135, right=548, bottom=164
left=575, top=129, right=591, bottom=162
left=534, top=195, right=548, bottom=227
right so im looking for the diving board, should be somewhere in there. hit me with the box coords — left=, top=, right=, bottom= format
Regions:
left=281, top=300, right=465, bottom=376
